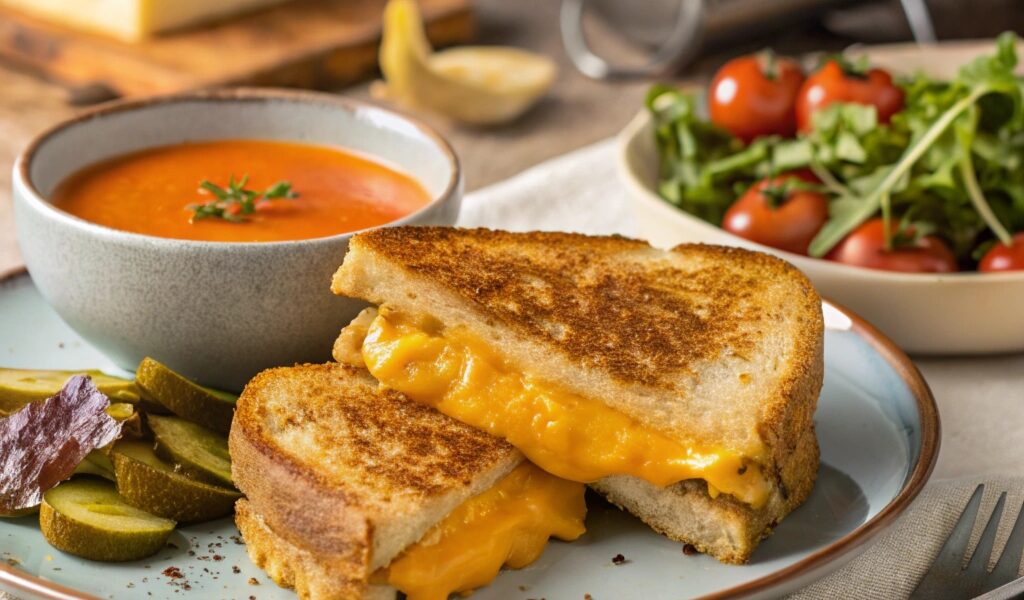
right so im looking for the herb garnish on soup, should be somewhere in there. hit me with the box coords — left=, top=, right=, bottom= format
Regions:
left=50, top=140, right=431, bottom=243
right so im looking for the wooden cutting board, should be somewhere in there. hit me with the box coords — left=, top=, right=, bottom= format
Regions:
left=0, top=0, right=474, bottom=103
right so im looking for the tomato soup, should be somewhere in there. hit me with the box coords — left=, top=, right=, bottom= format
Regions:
left=49, top=140, right=432, bottom=242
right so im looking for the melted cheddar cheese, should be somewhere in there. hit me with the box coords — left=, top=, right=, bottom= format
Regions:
left=382, top=462, right=586, bottom=600
left=355, top=310, right=770, bottom=507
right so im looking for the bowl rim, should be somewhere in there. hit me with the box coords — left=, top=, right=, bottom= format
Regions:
left=13, top=87, right=462, bottom=249
left=618, top=108, right=1024, bottom=284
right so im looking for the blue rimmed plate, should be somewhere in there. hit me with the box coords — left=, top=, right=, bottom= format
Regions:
left=0, top=271, right=938, bottom=600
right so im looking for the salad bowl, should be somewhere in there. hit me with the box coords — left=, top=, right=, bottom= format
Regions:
left=619, top=110, right=1024, bottom=355
left=617, top=39, right=1024, bottom=356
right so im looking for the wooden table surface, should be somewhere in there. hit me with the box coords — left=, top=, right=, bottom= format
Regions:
left=0, top=0, right=1018, bottom=278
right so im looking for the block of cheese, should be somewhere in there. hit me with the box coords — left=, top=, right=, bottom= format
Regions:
left=0, top=0, right=294, bottom=41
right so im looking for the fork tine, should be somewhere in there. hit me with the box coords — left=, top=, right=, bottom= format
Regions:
left=962, top=492, right=1008, bottom=597
left=909, top=484, right=985, bottom=600
left=967, top=492, right=1007, bottom=574
left=990, top=496, right=1024, bottom=586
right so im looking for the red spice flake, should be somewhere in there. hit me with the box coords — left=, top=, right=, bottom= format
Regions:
left=585, top=595, right=593, bottom=600
left=162, top=566, right=184, bottom=579
left=683, top=544, right=698, bottom=556
left=212, top=554, right=223, bottom=561
left=611, top=553, right=627, bottom=565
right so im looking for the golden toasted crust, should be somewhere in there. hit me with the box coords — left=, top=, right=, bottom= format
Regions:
left=235, top=499, right=391, bottom=600
left=336, top=228, right=784, bottom=387
left=592, top=427, right=819, bottom=564
left=229, top=363, right=522, bottom=583
left=331, top=227, right=823, bottom=562
left=332, top=227, right=822, bottom=453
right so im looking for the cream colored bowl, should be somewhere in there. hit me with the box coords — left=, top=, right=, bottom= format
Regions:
left=618, top=110, right=1024, bottom=355
left=13, top=89, right=462, bottom=390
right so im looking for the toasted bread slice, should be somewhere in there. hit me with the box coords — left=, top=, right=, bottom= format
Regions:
left=591, top=426, right=819, bottom=564
left=331, top=227, right=823, bottom=562
left=230, top=363, right=522, bottom=597
left=235, top=499, right=395, bottom=600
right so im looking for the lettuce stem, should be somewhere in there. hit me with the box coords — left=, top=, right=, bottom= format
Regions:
left=808, top=85, right=992, bottom=257
left=958, top=151, right=1013, bottom=245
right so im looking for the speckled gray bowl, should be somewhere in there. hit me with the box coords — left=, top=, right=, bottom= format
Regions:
left=13, top=88, right=461, bottom=391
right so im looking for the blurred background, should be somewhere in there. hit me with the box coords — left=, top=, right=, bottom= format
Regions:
left=0, top=0, right=1022, bottom=194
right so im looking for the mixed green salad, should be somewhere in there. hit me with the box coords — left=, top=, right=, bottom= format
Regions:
left=648, top=32, right=1024, bottom=273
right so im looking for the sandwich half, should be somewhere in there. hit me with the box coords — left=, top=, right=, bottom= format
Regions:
left=331, top=227, right=824, bottom=564
left=230, top=362, right=586, bottom=600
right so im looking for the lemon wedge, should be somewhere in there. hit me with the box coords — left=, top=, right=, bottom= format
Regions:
left=378, top=0, right=556, bottom=125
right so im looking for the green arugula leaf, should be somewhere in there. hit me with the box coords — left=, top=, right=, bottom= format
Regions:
left=648, top=32, right=1024, bottom=265
left=187, top=174, right=299, bottom=223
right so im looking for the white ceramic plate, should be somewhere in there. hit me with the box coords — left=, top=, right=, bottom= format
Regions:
left=617, top=41, right=1024, bottom=356
left=0, top=272, right=939, bottom=600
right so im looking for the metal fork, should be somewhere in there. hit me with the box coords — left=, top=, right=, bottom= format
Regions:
left=910, top=485, right=1024, bottom=599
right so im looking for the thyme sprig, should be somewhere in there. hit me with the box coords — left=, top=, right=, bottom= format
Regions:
left=188, top=174, right=298, bottom=223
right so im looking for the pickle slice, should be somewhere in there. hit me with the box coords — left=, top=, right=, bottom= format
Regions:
left=73, top=450, right=116, bottom=482
left=108, top=403, right=144, bottom=439
left=0, top=368, right=137, bottom=414
left=112, top=441, right=240, bottom=523
left=147, top=415, right=233, bottom=488
left=135, top=358, right=236, bottom=434
left=40, top=477, right=175, bottom=562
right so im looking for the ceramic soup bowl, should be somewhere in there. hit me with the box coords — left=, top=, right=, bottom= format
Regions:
left=13, top=88, right=461, bottom=390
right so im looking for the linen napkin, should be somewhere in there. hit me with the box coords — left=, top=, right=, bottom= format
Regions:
left=457, top=138, right=635, bottom=235
left=456, top=139, right=1024, bottom=598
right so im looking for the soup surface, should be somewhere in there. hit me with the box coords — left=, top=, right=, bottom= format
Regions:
left=49, top=140, right=432, bottom=242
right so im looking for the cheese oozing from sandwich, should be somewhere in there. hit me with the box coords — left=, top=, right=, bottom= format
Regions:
left=347, top=309, right=770, bottom=508
left=379, top=462, right=586, bottom=600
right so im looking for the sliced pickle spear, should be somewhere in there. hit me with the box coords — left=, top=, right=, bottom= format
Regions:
left=73, top=450, right=116, bottom=482
left=112, top=441, right=240, bottom=523
left=147, top=415, right=233, bottom=488
left=104, top=402, right=144, bottom=439
left=0, top=368, right=137, bottom=414
left=135, top=358, right=236, bottom=434
left=40, top=477, right=175, bottom=562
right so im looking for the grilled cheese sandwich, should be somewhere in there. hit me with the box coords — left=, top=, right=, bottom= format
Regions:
left=331, top=227, right=824, bottom=563
left=230, top=363, right=586, bottom=600
left=340, top=306, right=770, bottom=507
left=377, top=462, right=585, bottom=600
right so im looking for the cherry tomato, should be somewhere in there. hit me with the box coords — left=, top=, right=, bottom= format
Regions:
left=722, top=173, right=828, bottom=255
left=795, top=60, right=905, bottom=132
left=825, top=219, right=957, bottom=273
left=709, top=54, right=805, bottom=143
left=979, top=233, right=1024, bottom=272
